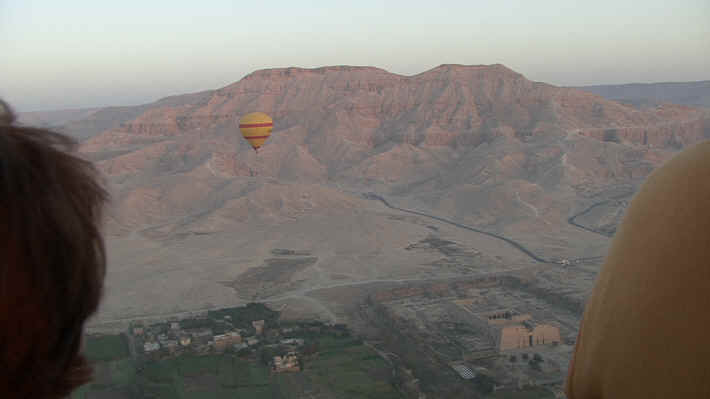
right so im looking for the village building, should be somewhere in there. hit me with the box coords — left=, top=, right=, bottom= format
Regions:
left=228, top=331, right=242, bottom=343
left=247, top=337, right=259, bottom=346
left=272, top=352, right=300, bottom=373
left=184, top=327, right=213, bottom=346
left=179, top=335, right=192, bottom=346
left=188, top=328, right=213, bottom=338
left=214, top=331, right=243, bottom=352
left=213, top=334, right=229, bottom=352
left=281, top=326, right=301, bottom=334
left=144, top=342, right=160, bottom=352
left=170, top=322, right=180, bottom=330
left=252, top=320, right=265, bottom=335
left=164, top=340, right=178, bottom=352
left=280, top=338, right=304, bottom=346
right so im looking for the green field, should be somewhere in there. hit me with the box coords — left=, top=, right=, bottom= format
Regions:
left=292, top=336, right=401, bottom=399
left=72, top=334, right=401, bottom=398
left=74, top=354, right=275, bottom=398
left=489, top=387, right=555, bottom=399
left=74, top=308, right=399, bottom=399
left=70, top=358, right=137, bottom=398
left=140, top=355, right=273, bottom=398
left=84, top=334, right=130, bottom=362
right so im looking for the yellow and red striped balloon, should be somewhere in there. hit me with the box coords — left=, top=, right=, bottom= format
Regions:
left=239, top=112, right=273, bottom=152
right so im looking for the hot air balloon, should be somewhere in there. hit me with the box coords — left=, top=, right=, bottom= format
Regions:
left=239, top=112, right=273, bottom=152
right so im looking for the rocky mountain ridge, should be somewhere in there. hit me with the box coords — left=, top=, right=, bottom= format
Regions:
left=46, top=63, right=710, bottom=323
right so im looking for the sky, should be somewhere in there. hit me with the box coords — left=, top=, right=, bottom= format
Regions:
left=2, top=0, right=709, bottom=111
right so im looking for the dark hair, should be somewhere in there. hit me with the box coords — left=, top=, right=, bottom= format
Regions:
left=0, top=100, right=108, bottom=398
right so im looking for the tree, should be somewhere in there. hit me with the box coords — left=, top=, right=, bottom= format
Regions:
left=529, top=359, right=542, bottom=371
left=522, top=353, right=529, bottom=360
left=509, top=355, right=517, bottom=362
left=302, top=342, right=319, bottom=356
left=259, top=347, right=280, bottom=366
left=529, top=353, right=543, bottom=371
left=472, top=374, right=496, bottom=394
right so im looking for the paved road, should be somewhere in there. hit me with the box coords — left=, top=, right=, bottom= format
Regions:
left=364, top=191, right=627, bottom=266
left=364, top=192, right=612, bottom=266
left=566, top=190, right=634, bottom=238
left=567, top=200, right=614, bottom=237
left=363, top=192, right=551, bottom=263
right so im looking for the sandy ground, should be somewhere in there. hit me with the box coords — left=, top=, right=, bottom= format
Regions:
left=89, top=194, right=592, bottom=331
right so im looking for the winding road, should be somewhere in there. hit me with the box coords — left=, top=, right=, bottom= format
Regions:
left=364, top=192, right=550, bottom=263
left=566, top=201, right=615, bottom=237
left=566, top=190, right=634, bottom=238
left=363, top=192, right=614, bottom=265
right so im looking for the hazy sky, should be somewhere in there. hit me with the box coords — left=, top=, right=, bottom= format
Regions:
left=2, top=0, right=709, bottom=111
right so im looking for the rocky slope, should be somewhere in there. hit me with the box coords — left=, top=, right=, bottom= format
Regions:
left=80, top=64, right=709, bottom=239
left=63, top=64, right=710, bottom=323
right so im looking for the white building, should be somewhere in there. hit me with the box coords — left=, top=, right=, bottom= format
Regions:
left=281, top=338, right=304, bottom=346
left=144, top=342, right=160, bottom=352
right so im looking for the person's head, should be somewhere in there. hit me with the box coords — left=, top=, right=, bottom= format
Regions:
left=0, top=100, right=108, bottom=398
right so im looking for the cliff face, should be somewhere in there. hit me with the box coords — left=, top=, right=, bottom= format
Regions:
left=81, top=65, right=708, bottom=160
left=70, top=64, right=710, bottom=246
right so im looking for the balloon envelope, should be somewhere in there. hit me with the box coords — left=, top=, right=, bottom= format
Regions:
left=239, top=112, right=273, bottom=151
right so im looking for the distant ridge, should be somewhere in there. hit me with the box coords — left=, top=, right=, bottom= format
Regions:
left=17, top=107, right=100, bottom=128
left=572, top=80, right=710, bottom=108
